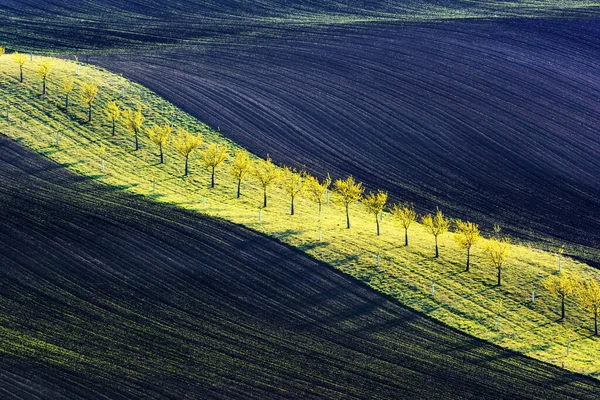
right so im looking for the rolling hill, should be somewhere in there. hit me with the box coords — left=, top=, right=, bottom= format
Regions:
left=2, top=0, right=600, bottom=396
left=88, top=18, right=600, bottom=263
left=2, top=136, right=600, bottom=399
left=1, top=1, right=599, bottom=51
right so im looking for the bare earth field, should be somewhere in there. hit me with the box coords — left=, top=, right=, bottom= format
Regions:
left=89, top=19, right=600, bottom=260
left=2, top=136, right=600, bottom=398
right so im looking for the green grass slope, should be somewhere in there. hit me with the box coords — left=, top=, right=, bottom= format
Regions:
left=1, top=55, right=600, bottom=378
left=4, top=137, right=600, bottom=399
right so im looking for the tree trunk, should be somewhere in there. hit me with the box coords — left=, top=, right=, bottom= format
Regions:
left=135, top=131, right=139, bottom=151
left=404, top=228, right=408, bottom=246
left=465, top=247, right=471, bottom=272
left=376, top=216, right=380, bottom=236
left=346, top=205, right=350, bottom=229
left=19, top=67, right=23, bottom=83
left=595, top=312, right=598, bottom=336
left=65, top=94, right=69, bottom=110
left=211, top=166, right=215, bottom=188
left=88, top=105, right=92, bottom=122
left=561, top=296, right=565, bottom=321
left=42, top=78, right=46, bottom=95
left=434, top=235, right=439, bottom=258
left=290, top=195, right=295, bottom=215
left=184, top=156, right=189, bottom=176
left=497, top=267, right=502, bottom=286
left=237, top=179, right=241, bottom=198
left=112, top=120, right=116, bottom=136
left=263, top=189, right=267, bottom=208
left=159, top=145, right=164, bottom=164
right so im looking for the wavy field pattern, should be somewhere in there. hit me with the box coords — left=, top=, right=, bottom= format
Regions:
left=2, top=1, right=599, bottom=50
left=4, top=137, right=600, bottom=398
left=91, top=19, right=600, bottom=259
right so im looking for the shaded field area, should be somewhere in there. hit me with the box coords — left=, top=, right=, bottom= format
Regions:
left=90, top=18, right=600, bottom=259
left=2, top=138, right=600, bottom=399
left=1, top=0, right=599, bottom=51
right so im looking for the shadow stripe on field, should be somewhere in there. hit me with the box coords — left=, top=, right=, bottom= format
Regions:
left=0, top=135, right=598, bottom=399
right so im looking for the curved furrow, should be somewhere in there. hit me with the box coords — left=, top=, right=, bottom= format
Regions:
left=91, top=19, right=600, bottom=256
left=2, top=133, right=600, bottom=398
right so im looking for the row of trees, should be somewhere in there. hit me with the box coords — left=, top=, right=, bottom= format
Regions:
left=543, top=272, right=600, bottom=335
left=94, top=98, right=516, bottom=289
left=6, top=54, right=101, bottom=122
left=4, top=52, right=599, bottom=336
left=97, top=104, right=600, bottom=336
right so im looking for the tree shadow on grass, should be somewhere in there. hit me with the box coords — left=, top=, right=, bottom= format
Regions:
left=297, top=241, right=329, bottom=252
left=272, top=229, right=301, bottom=241
left=63, top=160, right=84, bottom=168
left=147, top=193, right=166, bottom=201
left=111, top=183, right=139, bottom=191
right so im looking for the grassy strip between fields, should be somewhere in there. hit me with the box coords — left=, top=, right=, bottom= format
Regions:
left=1, top=55, right=599, bottom=377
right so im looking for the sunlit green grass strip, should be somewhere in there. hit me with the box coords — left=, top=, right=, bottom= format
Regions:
left=1, top=54, right=599, bottom=377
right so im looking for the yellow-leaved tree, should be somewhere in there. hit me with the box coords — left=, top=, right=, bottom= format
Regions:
left=0, top=45, right=5, bottom=56
left=230, top=150, right=253, bottom=198
left=484, top=237, right=510, bottom=286
left=305, top=173, right=331, bottom=218
left=333, top=176, right=363, bottom=229
left=173, top=128, right=202, bottom=176
left=252, top=156, right=280, bottom=208
left=36, top=61, right=52, bottom=95
left=61, top=78, right=74, bottom=111
left=80, top=82, right=98, bottom=122
left=200, top=142, right=228, bottom=188
left=421, top=208, right=450, bottom=258
left=577, top=278, right=600, bottom=336
left=453, top=220, right=482, bottom=271
left=281, top=167, right=305, bottom=215
left=543, top=271, right=578, bottom=321
left=147, top=124, right=171, bottom=164
left=12, top=51, right=27, bottom=82
left=104, top=101, right=121, bottom=136
left=123, top=108, right=145, bottom=150
left=391, top=202, right=417, bottom=246
left=363, top=190, right=387, bottom=236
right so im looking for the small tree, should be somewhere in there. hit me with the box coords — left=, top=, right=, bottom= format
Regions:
left=493, top=224, right=502, bottom=238
left=577, top=279, right=600, bottom=336
left=391, top=202, right=417, bottom=246
left=333, top=176, right=364, bottom=229
left=229, top=150, right=253, bottom=198
left=80, top=82, right=98, bottom=122
left=200, top=142, right=228, bottom=188
left=421, top=208, right=450, bottom=258
left=173, top=128, right=202, bottom=176
left=104, top=101, right=121, bottom=136
left=36, top=61, right=52, bottom=95
left=484, top=237, right=511, bottom=286
left=305, top=173, right=331, bottom=218
left=61, top=78, right=74, bottom=111
left=0, top=45, right=5, bottom=56
left=12, top=52, right=27, bottom=82
left=543, top=272, right=577, bottom=321
left=123, top=108, right=145, bottom=150
left=147, top=124, right=171, bottom=164
left=363, top=190, right=387, bottom=236
left=453, top=220, right=482, bottom=272
left=252, top=156, right=280, bottom=208
left=281, top=167, right=305, bottom=215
